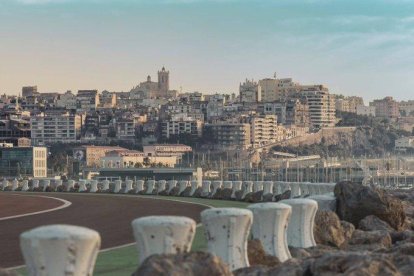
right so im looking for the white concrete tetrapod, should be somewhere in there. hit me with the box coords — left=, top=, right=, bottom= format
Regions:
left=131, top=216, right=196, bottom=265
left=114, top=180, right=122, bottom=193
left=32, top=179, right=39, bottom=189
left=201, top=181, right=211, bottom=197
left=231, top=181, right=242, bottom=199
left=54, top=180, right=63, bottom=191
left=211, top=181, right=222, bottom=196
left=253, top=181, right=263, bottom=193
left=280, top=182, right=291, bottom=195
left=290, top=182, right=301, bottom=197
left=78, top=180, right=87, bottom=192
left=90, top=180, right=98, bottom=193
left=135, top=180, right=144, bottom=193
left=66, top=180, right=74, bottom=192
left=241, top=181, right=253, bottom=199
left=124, top=180, right=133, bottom=193
left=12, top=179, right=19, bottom=191
left=190, top=180, right=199, bottom=196
left=248, top=203, right=292, bottom=262
left=323, top=183, right=335, bottom=194
left=41, top=180, right=50, bottom=192
left=299, top=183, right=310, bottom=196
left=309, top=194, right=336, bottom=212
left=21, top=180, right=29, bottom=191
left=102, top=180, right=110, bottom=191
left=167, top=180, right=177, bottom=193
left=157, top=180, right=166, bottom=193
left=20, top=225, right=101, bottom=276
left=146, top=180, right=155, bottom=194
left=1, top=179, right=9, bottom=190
left=280, top=198, right=318, bottom=248
left=201, top=208, right=253, bottom=271
left=178, top=180, right=188, bottom=194
left=263, top=181, right=274, bottom=195
left=223, top=181, right=232, bottom=189
left=273, top=182, right=283, bottom=195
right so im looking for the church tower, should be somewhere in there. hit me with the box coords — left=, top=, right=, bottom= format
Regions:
left=157, top=66, right=169, bottom=96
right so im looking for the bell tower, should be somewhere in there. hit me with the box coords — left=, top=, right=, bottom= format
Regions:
left=157, top=66, right=169, bottom=96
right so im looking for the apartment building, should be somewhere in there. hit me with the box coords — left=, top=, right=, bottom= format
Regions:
left=301, top=85, right=336, bottom=128
left=76, top=90, right=99, bottom=112
left=369, top=97, right=400, bottom=119
left=399, top=100, right=414, bottom=116
left=0, top=145, right=47, bottom=178
left=395, top=136, right=414, bottom=151
left=73, top=145, right=126, bottom=167
left=356, top=105, right=376, bottom=116
left=56, top=91, right=77, bottom=110
left=335, top=96, right=364, bottom=113
left=239, top=79, right=261, bottom=103
left=161, top=114, right=203, bottom=138
left=285, top=99, right=310, bottom=127
left=30, top=112, right=82, bottom=145
left=250, top=114, right=278, bottom=148
left=206, top=123, right=251, bottom=149
left=143, top=144, right=192, bottom=157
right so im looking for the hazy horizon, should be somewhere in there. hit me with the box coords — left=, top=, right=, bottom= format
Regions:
left=1, top=0, right=414, bottom=102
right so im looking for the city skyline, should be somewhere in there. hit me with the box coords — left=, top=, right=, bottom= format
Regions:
left=1, top=0, right=414, bottom=101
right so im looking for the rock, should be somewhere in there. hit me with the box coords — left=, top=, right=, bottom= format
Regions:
left=347, top=230, right=392, bottom=251
left=234, top=190, right=244, bottom=201
left=310, top=252, right=401, bottom=276
left=212, top=188, right=233, bottom=200
left=233, top=265, right=270, bottom=276
left=314, top=210, right=345, bottom=248
left=389, top=254, right=414, bottom=276
left=341, top=220, right=356, bottom=241
left=192, top=187, right=203, bottom=198
left=180, top=186, right=192, bottom=197
left=247, top=239, right=280, bottom=267
left=0, top=268, right=17, bottom=276
left=390, top=230, right=414, bottom=244
left=288, top=247, right=311, bottom=259
left=334, top=181, right=406, bottom=231
left=359, top=215, right=394, bottom=232
left=274, top=190, right=291, bottom=202
left=133, top=251, right=232, bottom=276
left=243, top=191, right=263, bottom=203
left=266, top=258, right=307, bottom=276
left=158, top=189, right=169, bottom=196
left=262, top=193, right=273, bottom=202
left=168, top=186, right=180, bottom=196
left=376, top=242, right=414, bottom=256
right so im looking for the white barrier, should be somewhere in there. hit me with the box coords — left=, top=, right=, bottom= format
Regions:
left=242, top=181, right=253, bottom=199
left=309, top=194, right=336, bottom=211
left=79, top=180, right=87, bottom=192
left=53, top=180, right=63, bottom=191
left=202, top=181, right=211, bottom=197
left=281, top=198, right=318, bottom=248
left=211, top=181, right=222, bottom=196
left=132, top=216, right=196, bottom=265
left=290, top=182, right=301, bottom=197
left=65, top=180, right=74, bottom=191
left=280, top=182, right=291, bottom=195
left=248, top=203, right=292, bottom=262
left=22, top=180, right=29, bottom=191
left=146, top=180, right=155, bottom=194
left=135, top=180, right=145, bottom=193
left=253, top=181, right=263, bottom=193
left=178, top=180, right=188, bottom=194
left=114, top=180, right=122, bottom=193
left=223, top=181, right=232, bottom=189
left=1, top=179, right=9, bottom=190
left=167, top=180, right=177, bottom=193
left=41, top=180, right=50, bottom=192
left=124, top=179, right=133, bottom=193
left=201, top=208, right=253, bottom=271
left=231, top=181, right=242, bottom=199
left=20, top=225, right=101, bottom=276
left=190, top=180, right=199, bottom=196
left=102, top=180, right=110, bottom=191
left=157, top=180, right=166, bottom=193
left=12, top=179, right=19, bottom=191
left=90, top=180, right=98, bottom=193
left=299, top=182, right=310, bottom=196
left=32, top=179, right=40, bottom=190
left=263, top=181, right=273, bottom=195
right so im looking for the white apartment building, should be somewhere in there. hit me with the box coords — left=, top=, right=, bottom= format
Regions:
left=76, top=90, right=100, bottom=112
left=56, top=91, right=77, bottom=110
left=250, top=114, right=278, bottom=148
left=161, top=114, right=203, bottom=138
left=143, top=144, right=192, bottom=157
left=30, top=112, right=82, bottom=145
left=395, top=136, right=414, bottom=151
left=335, top=96, right=364, bottom=113
left=239, top=79, right=261, bottom=102
left=356, top=105, right=376, bottom=116
left=399, top=100, right=414, bottom=116
left=259, top=77, right=300, bottom=102
left=301, top=85, right=336, bottom=128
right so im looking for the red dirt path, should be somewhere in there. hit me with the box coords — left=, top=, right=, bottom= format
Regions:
left=0, top=193, right=207, bottom=268
left=0, top=193, right=63, bottom=218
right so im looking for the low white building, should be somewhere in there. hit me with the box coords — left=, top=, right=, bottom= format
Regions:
left=395, top=137, right=414, bottom=151
left=356, top=105, right=376, bottom=117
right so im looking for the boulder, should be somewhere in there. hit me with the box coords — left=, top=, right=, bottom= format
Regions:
left=180, top=186, right=192, bottom=197
left=334, top=181, right=406, bottom=231
left=359, top=215, right=394, bottom=232
left=243, top=191, right=263, bottom=203
left=212, top=188, right=233, bottom=200
left=266, top=258, right=307, bottom=276
left=234, top=190, right=244, bottom=201
left=168, top=186, right=180, bottom=196
left=314, top=210, right=345, bottom=248
left=233, top=266, right=269, bottom=276
left=192, top=187, right=203, bottom=198
left=310, top=252, right=401, bottom=276
left=347, top=230, right=392, bottom=251
left=262, top=193, right=273, bottom=202
left=133, top=252, right=232, bottom=276
left=274, top=190, right=291, bottom=202
left=341, top=220, right=356, bottom=241
left=247, top=239, right=280, bottom=267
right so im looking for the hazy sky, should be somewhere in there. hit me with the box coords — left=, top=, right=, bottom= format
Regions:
left=1, top=0, right=414, bottom=102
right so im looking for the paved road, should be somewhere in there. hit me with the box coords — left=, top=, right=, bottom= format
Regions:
left=0, top=193, right=207, bottom=268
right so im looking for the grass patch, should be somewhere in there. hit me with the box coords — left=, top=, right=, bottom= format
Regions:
left=13, top=196, right=249, bottom=276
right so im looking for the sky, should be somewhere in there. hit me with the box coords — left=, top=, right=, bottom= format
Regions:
left=1, top=0, right=414, bottom=102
